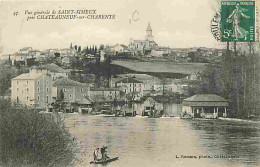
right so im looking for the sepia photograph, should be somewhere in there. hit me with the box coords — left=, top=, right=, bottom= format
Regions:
left=0, top=0, right=259, bottom=166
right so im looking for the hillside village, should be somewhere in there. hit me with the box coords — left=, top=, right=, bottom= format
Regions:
left=7, top=62, right=196, bottom=116
left=0, top=23, right=225, bottom=65
left=0, top=22, right=254, bottom=119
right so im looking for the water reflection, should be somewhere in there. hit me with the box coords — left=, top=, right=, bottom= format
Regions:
left=186, top=119, right=260, bottom=166
left=65, top=115, right=260, bottom=167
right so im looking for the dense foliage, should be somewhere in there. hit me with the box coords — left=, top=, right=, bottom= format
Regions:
left=0, top=61, right=28, bottom=96
left=188, top=44, right=260, bottom=118
left=0, top=99, right=78, bottom=167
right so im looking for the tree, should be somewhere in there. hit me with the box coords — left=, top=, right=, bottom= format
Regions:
left=99, top=44, right=104, bottom=50
left=92, top=46, right=95, bottom=52
left=0, top=99, right=78, bottom=167
left=53, top=89, right=65, bottom=112
left=191, top=47, right=260, bottom=118
left=94, top=52, right=101, bottom=87
left=78, top=46, right=81, bottom=52
left=26, top=58, right=36, bottom=67
left=188, top=52, right=196, bottom=62
left=54, top=52, right=60, bottom=58
left=94, top=46, right=98, bottom=52
left=104, top=56, right=112, bottom=87
left=0, top=64, right=17, bottom=96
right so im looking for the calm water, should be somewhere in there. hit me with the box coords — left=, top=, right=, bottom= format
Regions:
left=64, top=115, right=260, bottom=167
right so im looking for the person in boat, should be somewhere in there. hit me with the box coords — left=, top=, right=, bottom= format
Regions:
left=183, top=111, right=187, bottom=117
left=101, top=145, right=109, bottom=160
left=93, top=148, right=99, bottom=162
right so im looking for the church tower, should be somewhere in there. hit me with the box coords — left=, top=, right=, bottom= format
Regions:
left=145, top=22, right=153, bottom=41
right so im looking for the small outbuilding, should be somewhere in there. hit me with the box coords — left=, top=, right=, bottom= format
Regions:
left=140, top=96, right=163, bottom=117
left=182, top=94, right=229, bottom=119
left=75, top=97, right=93, bottom=114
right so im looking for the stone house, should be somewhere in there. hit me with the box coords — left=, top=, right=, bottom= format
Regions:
left=11, top=70, right=53, bottom=109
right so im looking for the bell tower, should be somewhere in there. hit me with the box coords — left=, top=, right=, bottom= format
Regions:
left=145, top=22, right=153, bottom=41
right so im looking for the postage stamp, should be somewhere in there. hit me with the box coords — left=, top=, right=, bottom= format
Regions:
left=221, top=1, right=255, bottom=42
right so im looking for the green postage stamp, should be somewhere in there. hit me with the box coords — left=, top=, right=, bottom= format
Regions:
left=221, top=1, right=255, bottom=42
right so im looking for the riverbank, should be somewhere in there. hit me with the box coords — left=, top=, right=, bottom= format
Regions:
left=47, top=111, right=260, bottom=123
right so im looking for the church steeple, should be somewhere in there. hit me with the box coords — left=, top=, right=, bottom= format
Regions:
left=145, top=22, right=153, bottom=41
left=146, top=22, right=152, bottom=31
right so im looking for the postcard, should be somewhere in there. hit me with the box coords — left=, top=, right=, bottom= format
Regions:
left=0, top=0, right=259, bottom=167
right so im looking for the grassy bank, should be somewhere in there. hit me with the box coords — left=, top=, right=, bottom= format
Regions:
left=111, top=60, right=207, bottom=75
left=0, top=99, right=78, bottom=167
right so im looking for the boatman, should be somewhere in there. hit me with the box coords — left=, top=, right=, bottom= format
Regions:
left=93, top=148, right=99, bottom=162
left=101, top=145, right=109, bottom=160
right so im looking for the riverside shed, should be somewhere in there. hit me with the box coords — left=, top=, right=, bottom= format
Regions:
left=182, top=94, right=229, bottom=119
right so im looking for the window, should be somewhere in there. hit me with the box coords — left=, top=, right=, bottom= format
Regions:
left=46, top=88, right=49, bottom=92
left=63, top=88, right=66, bottom=92
left=80, top=88, right=83, bottom=92
left=46, top=96, right=49, bottom=103
left=130, top=84, right=131, bottom=87
left=27, top=97, right=29, bottom=101
left=46, top=80, right=49, bottom=85
left=37, top=96, right=40, bottom=102
left=37, top=88, right=40, bottom=93
left=69, top=94, right=72, bottom=99
left=27, top=81, right=29, bottom=85
left=27, top=88, right=29, bottom=92
left=83, top=94, right=86, bottom=97
left=134, top=84, right=136, bottom=87
left=17, top=88, right=19, bottom=91
left=37, top=80, right=40, bottom=85
left=17, top=81, right=19, bottom=85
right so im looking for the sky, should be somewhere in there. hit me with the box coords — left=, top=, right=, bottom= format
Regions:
left=0, top=0, right=238, bottom=54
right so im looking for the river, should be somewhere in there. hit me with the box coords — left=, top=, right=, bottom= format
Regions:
left=64, top=114, right=260, bottom=167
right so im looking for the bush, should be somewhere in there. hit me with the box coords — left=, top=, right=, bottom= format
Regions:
left=0, top=99, right=78, bottom=167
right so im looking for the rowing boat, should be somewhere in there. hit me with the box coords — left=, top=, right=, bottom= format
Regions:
left=90, top=157, right=119, bottom=164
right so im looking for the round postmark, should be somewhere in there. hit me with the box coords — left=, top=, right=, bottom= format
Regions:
left=211, top=11, right=221, bottom=41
